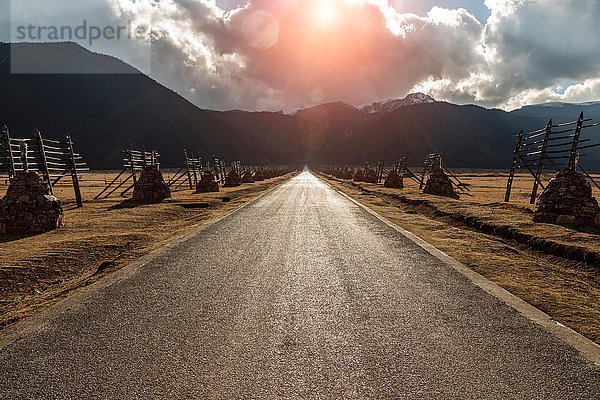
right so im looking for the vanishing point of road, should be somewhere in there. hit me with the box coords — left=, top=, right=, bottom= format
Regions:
left=1, top=171, right=599, bottom=399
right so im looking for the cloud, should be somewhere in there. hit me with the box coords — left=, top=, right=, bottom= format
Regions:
left=9, top=0, right=600, bottom=111
left=420, top=0, right=600, bottom=109
left=104, top=0, right=488, bottom=110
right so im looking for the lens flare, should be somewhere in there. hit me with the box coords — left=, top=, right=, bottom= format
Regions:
left=310, top=87, right=325, bottom=103
left=242, top=10, right=279, bottom=50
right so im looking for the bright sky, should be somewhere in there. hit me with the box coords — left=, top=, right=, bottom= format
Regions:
left=4, top=0, right=600, bottom=112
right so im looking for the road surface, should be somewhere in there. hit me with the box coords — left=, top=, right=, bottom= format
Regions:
left=1, top=171, right=599, bottom=399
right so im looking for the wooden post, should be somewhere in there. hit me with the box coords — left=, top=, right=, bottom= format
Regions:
left=399, top=156, right=407, bottom=177
left=128, top=140, right=137, bottom=185
left=530, top=119, right=552, bottom=204
left=95, top=169, right=126, bottom=199
left=419, top=153, right=429, bottom=189
left=1, top=125, right=16, bottom=178
left=184, top=149, right=193, bottom=189
left=193, top=153, right=200, bottom=187
left=141, top=145, right=147, bottom=168
left=20, top=141, right=28, bottom=172
left=34, top=129, right=53, bottom=195
left=220, top=159, right=226, bottom=183
left=211, top=155, right=218, bottom=183
left=65, top=134, right=83, bottom=207
left=505, top=130, right=524, bottom=202
left=376, top=160, right=384, bottom=183
left=568, top=112, right=584, bottom=170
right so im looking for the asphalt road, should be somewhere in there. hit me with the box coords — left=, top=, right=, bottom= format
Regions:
left=1, top=171, right=599, bottom=399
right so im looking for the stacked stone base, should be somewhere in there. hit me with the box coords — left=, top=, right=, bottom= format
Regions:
left=241, top=171, right=255, bottom=183
left=353, top=169, right=365, bottom=182
left=334, top=167, right=353, bottom=180
left=133, top=165, right=172, bottom=202
left=364, top=168, right=378, bottom=184
left=342, top=169, right=354, bottom=180
left=533, top=169, right=600, bottom=226
left=384, top=170, right=404, bottom=188
left=224, top=170, right=242, bottom=187
left=196, top=172, right=220, bottom=193
left=0, top=171, right=64, bottom=234
left=253, top=170, right=265, bottom=181
left=424, top=168, right=457, bottom=198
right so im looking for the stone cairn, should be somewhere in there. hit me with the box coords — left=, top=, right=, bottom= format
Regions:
left=533, top=168, right=600, bottom=226
left=196, top=171, right=220, bottom=193
left=341, top=167, right=354, bottom=180
left=241, top=170, right=255, bottom=183
left=0, top=142, right=65, bottom=234
left=132, top=165, right=172, bottom=202
left=224, top=170, right=242, bottom=187
left=384, top=170, right=404, bottom=188
left=423, top=168, right=457, bottom=197
left=353, top=168, right=365, bottom=182
left=253, top=170, right=265, bottom=182
left=364, top=167, right=378, bottom=184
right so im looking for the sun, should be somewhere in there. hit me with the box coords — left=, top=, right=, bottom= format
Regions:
left=316, top=3, right=337, bottom=24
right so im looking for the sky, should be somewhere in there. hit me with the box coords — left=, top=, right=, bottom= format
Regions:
left=3, top=0, right=600, bottom=112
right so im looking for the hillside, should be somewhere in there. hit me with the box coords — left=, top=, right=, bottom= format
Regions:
left=328, top=102, right=549, bottom=168
left=0, top=42, right=278, bottom=169
left=208, top=101, right=377, bottom=160
left=1, top=42, right=598, bottom=170
left=511, top=102, right=600, bottom=123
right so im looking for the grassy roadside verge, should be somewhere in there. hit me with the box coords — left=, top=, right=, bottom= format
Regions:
left=0, top=172, right=296, bottom=331
left=317, top=171, right=600, bottom=344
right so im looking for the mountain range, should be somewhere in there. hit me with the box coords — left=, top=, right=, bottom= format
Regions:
left=2, top=42, right=600, bottom=169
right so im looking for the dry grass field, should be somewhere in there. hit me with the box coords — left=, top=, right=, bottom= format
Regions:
left=0, top=170, right=296, bottom=331
left=318, top=168, right=600, bottom=344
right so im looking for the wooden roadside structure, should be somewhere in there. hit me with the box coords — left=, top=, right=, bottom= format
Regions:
left=0, top=125, right=89, bottom=207
left=231, top=161, right=242, bottom=175
left=505, top=112, right=600, bottom=203
left=395, top=156, right=420, bottom=184
left=375, top=160, right=385, bottom=183
left=212, top=156, right=226, bottom=184
left=95, top=142, right=159, bottom=199
left=418, top=151, right=469, bottom=192
left=168, top=150, right=202, bottom=190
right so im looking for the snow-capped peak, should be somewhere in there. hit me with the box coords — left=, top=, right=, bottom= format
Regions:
left=359, top=93, right=436, bottom=114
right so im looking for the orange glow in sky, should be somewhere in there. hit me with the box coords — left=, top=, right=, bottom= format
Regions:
left=239, top=0, right=391, bottom=104
left=316, top=3, right=337, bottom=25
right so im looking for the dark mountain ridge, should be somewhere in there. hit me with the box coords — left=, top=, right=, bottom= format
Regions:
left=330, top=102, right=548, bottom=168
left=0, top=42, right=279, bottom=169
left=2, top=42, right=599, bottom=169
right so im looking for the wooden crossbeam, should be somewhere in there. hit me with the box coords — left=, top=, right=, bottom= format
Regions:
left=505, top=111, right=600, bottom=203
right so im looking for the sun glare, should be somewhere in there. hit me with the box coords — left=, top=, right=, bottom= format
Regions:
left=316, top=3, right=337, bottom=24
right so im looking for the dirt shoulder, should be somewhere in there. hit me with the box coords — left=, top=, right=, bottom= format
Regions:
left=316, top=170, right=600, bottom=344
left=0, top=172, right=296, bottom=331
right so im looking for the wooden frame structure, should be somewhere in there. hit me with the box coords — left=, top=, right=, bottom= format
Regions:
left=0, top=125, right=88, bottom=207
left=418, top=151, right=468, bottom=192
left=168, top=150, right=202, bottom=190
left=212, top=156, right=226, bottom=184
left=395, top=156, right=420, bottom=184
left=95, top=142, right=159, bottom=199
left=375, top=160, right=385, bottom=183
left=505, top=112, right=600, bottom=203
left=231, top=161, right=242, bottom=175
